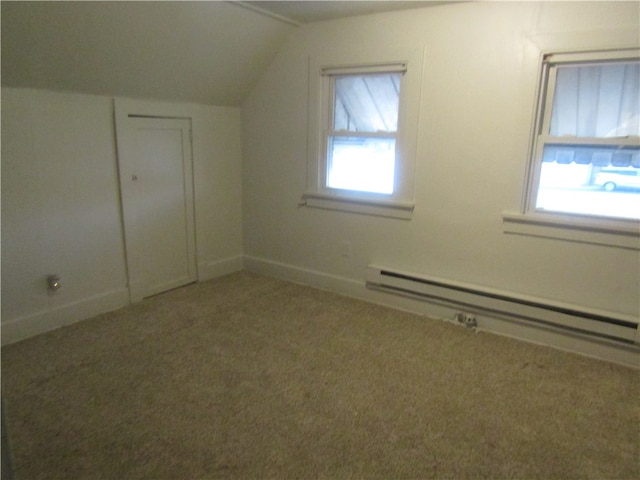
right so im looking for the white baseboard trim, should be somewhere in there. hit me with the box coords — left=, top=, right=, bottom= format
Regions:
left=1, top=256, right=244, bottom=347
left=243, top=256, right=640, bottom=368
left=198, top=255, right=244, bottom=281
left=1, top=288, right=130, bottom=346
left=244, top=255, right=365, bottom=297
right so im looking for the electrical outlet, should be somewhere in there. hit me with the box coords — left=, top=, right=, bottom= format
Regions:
left=455, top=312, right=477, bottom=328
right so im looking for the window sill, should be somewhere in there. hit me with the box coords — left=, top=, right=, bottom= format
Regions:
left=502, top=211, right=640, bottom=250
left=302, top=192, right=414, bottom=220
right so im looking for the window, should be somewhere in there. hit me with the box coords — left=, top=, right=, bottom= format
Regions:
left=326, top=71, right=402, bottom=195
left=305, top=49, right=423, bottom=219
left=527, top=49, right=640, bottom=221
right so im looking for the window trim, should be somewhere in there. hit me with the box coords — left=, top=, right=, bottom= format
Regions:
left=509, top=46, right=640, bottom=247
left=502, top=210, right=640, bottom=250
left=305, top=47, right=424, bottom=219
left=302, top=191, right=414, bottom=219
left=526, top=48, right=640, bottom=218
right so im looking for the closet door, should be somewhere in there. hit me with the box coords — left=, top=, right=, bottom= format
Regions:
left=116, top=116, right=197, bottom=301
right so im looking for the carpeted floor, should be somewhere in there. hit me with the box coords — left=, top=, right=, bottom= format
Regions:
left=2, top=271, right=639, bottom=479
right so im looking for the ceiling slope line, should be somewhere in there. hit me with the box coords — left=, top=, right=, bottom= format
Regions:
left=230, top=1, right=302, bottom=27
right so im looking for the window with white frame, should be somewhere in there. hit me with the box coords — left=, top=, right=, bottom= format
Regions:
left=304, top=51, right=423, bottom=219
left=325, top=68, right=402, bottom=195
left=527, top=49, right=640, bottom=221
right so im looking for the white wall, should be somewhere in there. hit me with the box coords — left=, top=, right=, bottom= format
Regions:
left=241, top=2, right=640, bottom=321
left=1, top=88, right=243, bottom=344
left=2, top=2, right=637, bottom=362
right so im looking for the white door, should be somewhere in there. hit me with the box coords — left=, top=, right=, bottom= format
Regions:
left=116, top=116, right=197, bottom=301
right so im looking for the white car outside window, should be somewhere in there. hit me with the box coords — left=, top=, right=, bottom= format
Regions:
left=594, top=169, right=640, bottom=191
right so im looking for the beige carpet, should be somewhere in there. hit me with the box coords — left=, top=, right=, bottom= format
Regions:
left=2, top=271, right=638, bottom=479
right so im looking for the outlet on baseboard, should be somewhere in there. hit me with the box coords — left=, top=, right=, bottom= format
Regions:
left=455, top=312, right=477, bottom=328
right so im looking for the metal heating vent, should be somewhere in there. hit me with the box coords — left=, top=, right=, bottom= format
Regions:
left=366, top=266, right=640, bottom=345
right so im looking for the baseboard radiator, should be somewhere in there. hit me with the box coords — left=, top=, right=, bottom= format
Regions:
left=366, top=266, right=640, bottom=346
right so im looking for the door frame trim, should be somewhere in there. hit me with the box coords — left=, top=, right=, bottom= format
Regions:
left=113, top=99, right=198, bottom=302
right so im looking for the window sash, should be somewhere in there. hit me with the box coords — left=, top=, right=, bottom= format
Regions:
left=544, top=49, right=639, bottom=66
left=323, top=132, right=399, bottom=195
left=327, top=131, right=397, bottom=139
left=527, top=51, right=640, bottom=218
left=540, top=64, right=640, bottom=140
left=537, top=135, right=639, bottom=148
left=322, top=70, right=403, bottom=195
left=539, top=65, right=640, bottom=142
left=325, top=136, right=397, bottom=194
left=329, top=73, right=401, bottom=134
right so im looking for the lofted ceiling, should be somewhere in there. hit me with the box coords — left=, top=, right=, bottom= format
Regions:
left=1, top=1, right=455, bottom=106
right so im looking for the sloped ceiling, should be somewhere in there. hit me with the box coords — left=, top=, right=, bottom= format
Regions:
left=1, top=1, right=295, bottom=106
left=1, top=1, right=453, bottom=106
